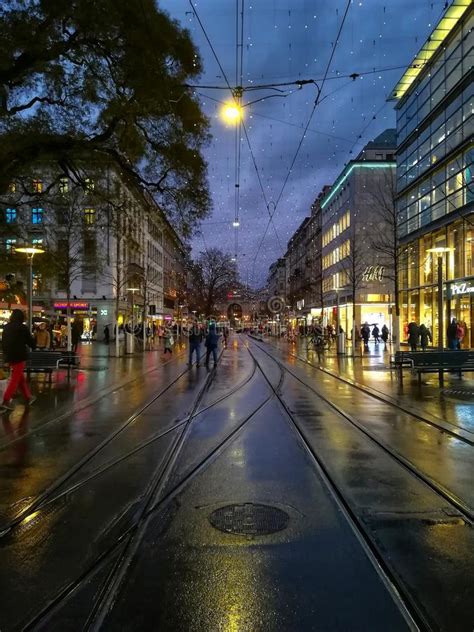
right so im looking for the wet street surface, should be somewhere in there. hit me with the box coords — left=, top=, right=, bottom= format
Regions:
left=0, top=335, right=473, bottom=631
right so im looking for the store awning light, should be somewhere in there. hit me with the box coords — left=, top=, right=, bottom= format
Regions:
left=389, top=0, right=471, bottom=101
left=16, top=246, right=45, bottom=255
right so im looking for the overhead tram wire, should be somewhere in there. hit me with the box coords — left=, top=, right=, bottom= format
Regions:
left=190, top=0, right=284, bottom=266
left=250, top=0, right=352, bottom=285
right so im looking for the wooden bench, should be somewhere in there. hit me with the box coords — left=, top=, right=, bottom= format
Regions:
left=392, top=350, right=474, bottom=384
left=25, top=350, right=80, bottom=381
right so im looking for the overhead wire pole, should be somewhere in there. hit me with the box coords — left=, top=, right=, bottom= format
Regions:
left=249, top=0, right=352, bottom=286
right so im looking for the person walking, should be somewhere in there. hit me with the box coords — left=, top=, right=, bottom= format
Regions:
left=104, top=325, right=110, bottom=344
left=1, top=309, right=36, bottom=411
left=419, top=323, right=432, bottom=351
left=407, top=320, right=419, bottom=352
left=71, top=320, right=82, bottom=353
left=163, top=328, right=174, bottom=355
left=372, top=324, right=380, bottom=344
left=205, top=323, right=219, bottom=369
left=447, top=318, right=459, bottom=350
left=34, top=322, right=51, bottom=350
left=381, top=324, right=389, bottom=347
left=223, top=326, right=229, bottom=348
left=188, top=321, right=202, bottom=366
left=361, top=322, right=370, bottom=347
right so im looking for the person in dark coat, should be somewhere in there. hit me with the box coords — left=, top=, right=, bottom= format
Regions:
left=419, top=323, right=432, bottom=351
left=372, top=324, right=380, bottom=344
left=71, top=320, right=82, bottom=353
left=447, top=318, right=458, bottom=350
left=361, top=323, right=370, bottom=347
left=381, top=324, right=389, bottom=346
left=205, top=323, right=219, bottom=369
left=1, top=309, right=36, bottom=410
left=104, top=325, right=110, bottom=344
left=407, top=321, right=419, bottom=351
left=188, top=321, right=203, bottom=367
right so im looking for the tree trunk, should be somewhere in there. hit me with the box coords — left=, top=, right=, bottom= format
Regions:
left=66, top=285, right=72, bottom=353
left=115, top=237, right=121, bottom=358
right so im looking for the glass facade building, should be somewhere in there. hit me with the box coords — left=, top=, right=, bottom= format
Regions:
left=392, top=1, right=473, bottom=347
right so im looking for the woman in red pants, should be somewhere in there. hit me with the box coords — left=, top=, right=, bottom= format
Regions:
left=1, top=309, right=36, bottom=411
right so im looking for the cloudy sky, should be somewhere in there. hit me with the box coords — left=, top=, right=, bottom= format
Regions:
left=160, top=0, right=443, bottom=286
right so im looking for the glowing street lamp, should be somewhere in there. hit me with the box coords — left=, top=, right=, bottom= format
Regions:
left=221, top=102, right=242, bottom=124
left=16, top=245, right=45, bottom=332
left=232, top=220, right=240, bottom=227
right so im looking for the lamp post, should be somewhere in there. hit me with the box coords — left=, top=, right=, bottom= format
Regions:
left=16, top=246, right=45, bottom=332
left=426, top=247, right=454, bottom=384
left=127, top=287, right=140, bottom=353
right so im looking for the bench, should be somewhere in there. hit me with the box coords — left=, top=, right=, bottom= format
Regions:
left=392, top=350, right=474, bottom=384
left=25, top=350, right=80, bottom=381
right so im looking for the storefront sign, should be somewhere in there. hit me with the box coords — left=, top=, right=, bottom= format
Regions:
left=100, top=309, right=108, bottom=316
left=449, top=281, right=474, bottom=297
left=362, top=265, right=385, bottom=282
left=54, top=301, right=90, bottom=310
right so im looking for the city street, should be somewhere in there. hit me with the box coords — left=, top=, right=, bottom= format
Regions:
left=0, top=335, right=473, bottom=631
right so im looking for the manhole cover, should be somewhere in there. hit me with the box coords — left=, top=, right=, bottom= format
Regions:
left=209, top=503, right=289, bottom=536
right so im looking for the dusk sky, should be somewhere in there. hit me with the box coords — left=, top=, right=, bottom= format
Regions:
left=161, top=0, right=444, bottom=286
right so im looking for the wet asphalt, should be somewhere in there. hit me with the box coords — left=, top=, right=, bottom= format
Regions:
left=0, top=335, right=473, bottom=631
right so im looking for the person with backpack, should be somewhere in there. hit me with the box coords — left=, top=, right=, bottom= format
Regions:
left=361, top=323, right=370, bottom=347
left=205, top=323, right=219, bottom=369
left=372, top=324, right=380, bottom=344
left=381, top=324, right=389, bottom=347
left=447, top=318, right=459, bottom=350
left=163, top=328, right=174, bottom=355
left=1, top=309, right=37, bottom=411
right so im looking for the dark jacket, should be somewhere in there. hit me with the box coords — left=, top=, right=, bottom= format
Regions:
left=407, top=322, right=419, bottom=343
left=189, top=327, right=203, bottom=345
left=447, top=321, right=458, bottom=342
left=2, top=322, right=36, bottom=363
left=205, top=328, right=219, bottom=349
left=419, top=324, right=432, bottom=347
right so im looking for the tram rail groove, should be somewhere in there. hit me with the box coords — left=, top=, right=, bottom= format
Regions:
left=22, top=352, right=281, bottom=631
left=0, top=347, right=188, bottom=452
left=250, top=339, right=474, bottom=525
left=247, top=343, right=427, bottom=632
left=40, top=359, right=259, bottom=509
left=260, top=337, right=474, bottom=444
left=0, top=353, right=200, bottom=537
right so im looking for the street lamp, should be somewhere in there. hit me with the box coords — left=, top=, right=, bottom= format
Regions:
left=426, top=247, right=454, bottom=355
left=221, top=101, right=243, bottom=124
left=16, top=245, right=45, bottom=332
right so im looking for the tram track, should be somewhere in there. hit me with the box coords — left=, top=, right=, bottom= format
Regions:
left=0, top=352, right=204, bottom=536
left=250, top=338, right=474, bottom=524
left=247, top=342, right=433, bottom=631
left=19, top=350, right=283, bottom=631
left=292, top=346, right=474, bottom=441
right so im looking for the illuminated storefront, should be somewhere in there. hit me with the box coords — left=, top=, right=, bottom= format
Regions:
left=392, top=1, right=473, bottom=347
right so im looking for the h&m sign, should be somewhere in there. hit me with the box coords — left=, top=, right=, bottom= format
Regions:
left=362, top=265, right=385, bottom=282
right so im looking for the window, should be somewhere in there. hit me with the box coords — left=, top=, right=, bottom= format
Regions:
left=6, top=208, right=17, bottom=223
left=84, top=178, right=94, bottom=191
left=32, top=208, right=43, bottom=224
left=8, top=182, right=16, bottom=193
left=32, top=238, right=43, bottom=246
left=84, top=208, right=96, bottom=225
left=32, top=179, right=43, bottom=193
left=59, top=178, right=69, bottom=194
left=6, top=239, right=16, bottom=253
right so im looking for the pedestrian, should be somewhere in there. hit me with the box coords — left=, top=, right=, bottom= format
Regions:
left=163, top=328, right=174, bottom=355
left=34, top=322, right=51, bottom=350
left=223, top=326, right=229, bottom=347
left=419, top=323, right=432, bottom=351
left=205, top=323, right=219, bottom=369
left=456, top=320, right=465, bottom=349
left=1, top=309, right=36, bottom=411
left=372, top=324, right=380, bottom=344
left=407, top=320, right=419, bottom=352
left=104, top=324, right=110, bottom=344
left=71, top=320, right=81, bottom=353
left=381, top=324, right=389, bottom=347
left=188, top=321, right=202, bottom=366
left=361, top=322, right=370, bottom=347
left=447, top=318, right=459, bottom=350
